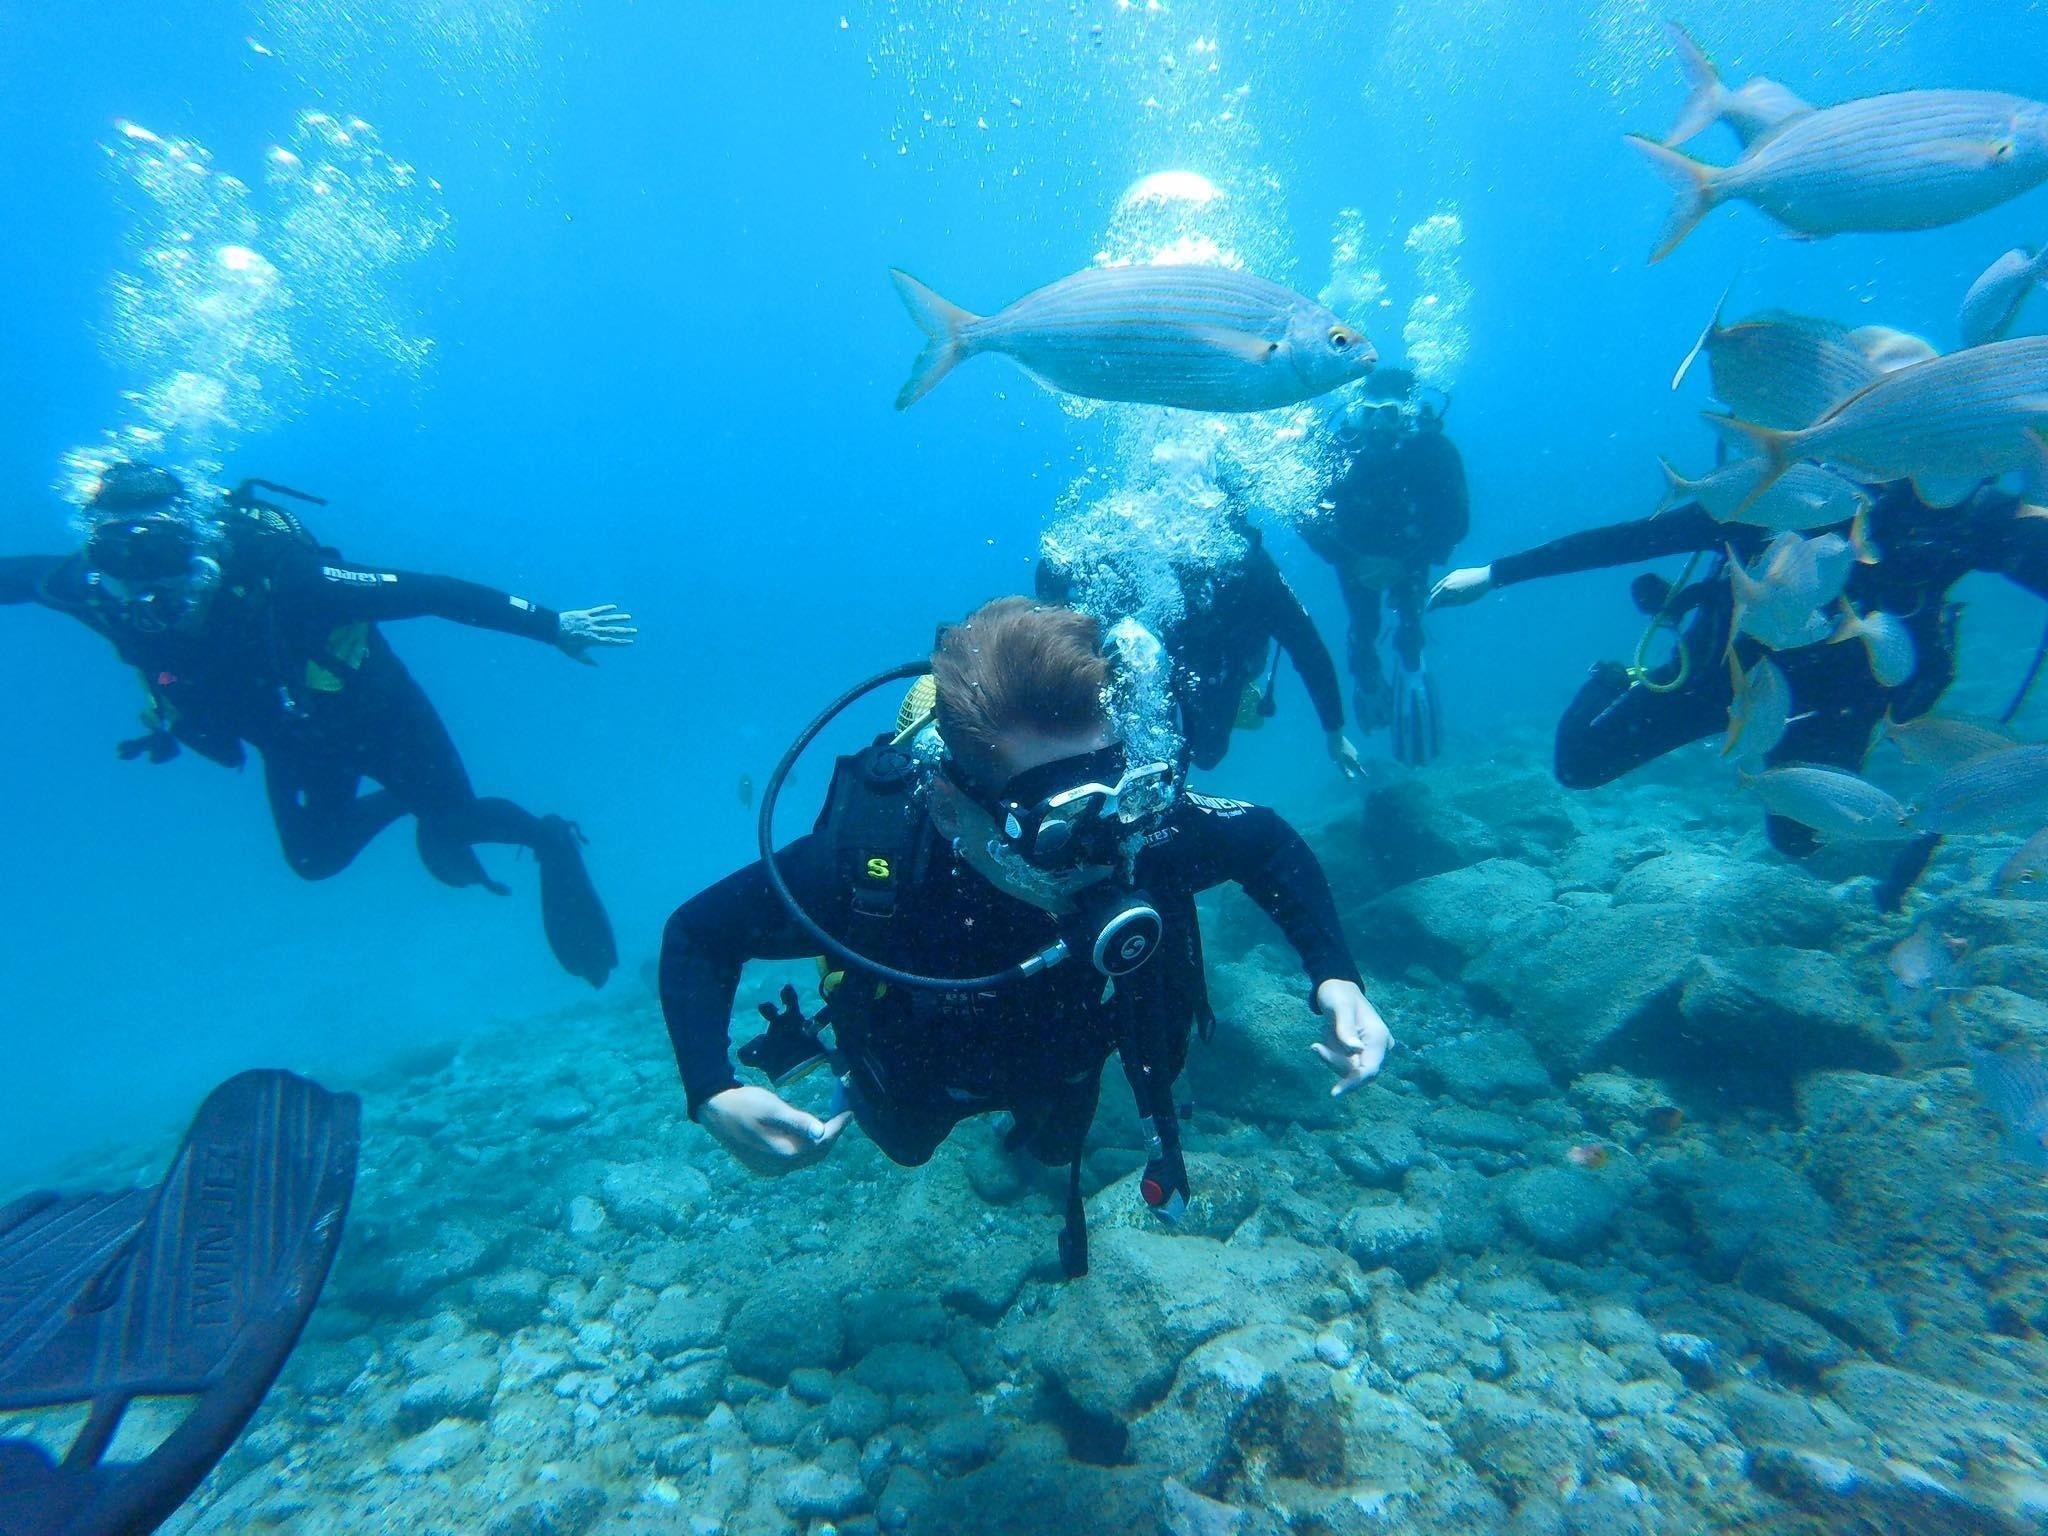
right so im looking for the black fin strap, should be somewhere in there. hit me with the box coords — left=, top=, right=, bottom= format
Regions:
left=1058, top=1154, right=1088, bottom=1280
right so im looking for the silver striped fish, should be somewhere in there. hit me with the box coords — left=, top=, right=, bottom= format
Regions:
left=1629, top=90, right=2048, bottom=262
left=1716, top=335, right=2048, bottom=509
left=1673, top=302, right=1882, bottom=430
left=1959, top=245, right=2048, bottom=347
left=1662, top=22, right=1810, bottom=151
left=1743, top=764, right=1917, bottom=842
left=1911, top=743, right=2048, bottom=834
left=889, top=265, right=1374, bottom=412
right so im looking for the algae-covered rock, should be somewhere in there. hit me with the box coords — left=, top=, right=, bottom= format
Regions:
left=1186, top=957, right=1355, bottom=1129
left=1339, top=1200, right=1444, bottom=1283
left=1018, top=1227, right=1355, bottom=1424
left=1356, top=776, right=1503, bottom=890
left=1130, top=1323, right=1345, bottom=1486
left=903, top=1427, right=1157, bottom=1536
left=726, top=1266, right=846, bottom=1383
left=638, top=1286, right=729, bottom=1359
left=396, top=1355, right=501, bottom=1432
left=1652, top=1154, right=1834, bottom=1278
left=385, top=1418, right=483, bottom=1475
left=1409, top=1028, right=1553, bottom=1105
left=1663, top=946, right=1901, bottom=1076
left=1612, top=849, right=1847, bottom=952
left=1739, top=1232, right=1903, bottom=1356
left=1355, top=859, right=1556, bottom=979
left=1446, top=1381, right=1597, bottom=1508
left=1463, top=903, right=1697, bottom=1072
left=1501, top=1166, right=1622, bottom=1257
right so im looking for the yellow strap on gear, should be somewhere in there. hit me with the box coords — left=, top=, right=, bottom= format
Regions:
left=1626, top=551, right=1703, bottom=696
left=1233, top=681, right=1268, bottom=732
left=304, top=622, right=370, bottom=694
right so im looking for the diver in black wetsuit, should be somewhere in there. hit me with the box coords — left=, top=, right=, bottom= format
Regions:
left=660, top=599, right=1389, bottom=1256
left=1429, top=479, right=2048, bottom=906
left=1035, top=525, right=1362, bottom=778
left=1302, top=371, right=1470, bottom=766
left=1, top=462, right=635, bottom=985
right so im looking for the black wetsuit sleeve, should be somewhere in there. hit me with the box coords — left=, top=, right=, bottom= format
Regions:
left=659, top=834, right=842, bottom=1118
left=1260, top=564, right=1346, bottom=732
left=1964, top=490, right=2048, bottom=598
left=0, top=556, right=70, bottom=607
left=1489, top=505, right=1732, bottom=588
left=273, top=551, right=561, bottom=641
left=1171, top=799, right=1360, bottom=996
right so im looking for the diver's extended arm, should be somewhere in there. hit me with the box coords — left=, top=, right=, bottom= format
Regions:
left=1263, top=564, right=1346, bottom=735
left=0, top=556, right=70, bottom=607
left=1969, top=488, right=2048, bottom=598
left=1174, top=799, right=1360, bottom=992
left=277, top=552, right=634, bottom=655
left=658, top=835, right=846, bottom=1119
left=1487, top=504, right=1729, bottom=588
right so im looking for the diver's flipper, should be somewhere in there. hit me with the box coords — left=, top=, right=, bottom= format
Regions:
left=0, top=1070, right=360, bottom=1536
left=536, top=816, right=618, bottom=989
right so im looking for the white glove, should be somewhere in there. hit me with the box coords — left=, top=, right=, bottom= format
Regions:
left=1428, top=565, right=1495, bottom=609
left=556, top=603, right=638, bottom=663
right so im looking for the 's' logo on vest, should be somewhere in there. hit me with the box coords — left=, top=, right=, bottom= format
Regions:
left=866, top=856, right=891, bottom=881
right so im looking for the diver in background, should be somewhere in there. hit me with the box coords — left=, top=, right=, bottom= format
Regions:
left=0, top=461, right=635, bottom=986
left=660, top=597, right=1389, bottom=1271
left=1302, top=370, right=1471, bottom=766
left=1428, top=478, right=2048, bottom=909
left=1035, top=521, right=1363, bottom=779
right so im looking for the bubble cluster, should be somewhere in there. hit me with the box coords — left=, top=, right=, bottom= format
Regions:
left=1403, top=209, right=1471, bottom=393
left=70, top=113, right=448, bottom=501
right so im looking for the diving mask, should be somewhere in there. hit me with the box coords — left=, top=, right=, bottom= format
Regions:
left=970, top=745, right=1180, bottom=871
left=86, top=514, right=218, bottom=633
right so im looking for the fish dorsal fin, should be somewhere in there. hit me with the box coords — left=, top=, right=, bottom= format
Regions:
left=1673, top=282, right=1734, bottom=392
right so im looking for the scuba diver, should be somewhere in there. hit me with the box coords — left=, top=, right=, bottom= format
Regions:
left=1301, top=369, right=1471, bottom=766
left=1428, top=478, right=2048, bottom=909
left=1035, top=521, right=1362, bottom=779
left=659, top=597, right=1391, bottom=1276
left=0, top=462, right=633, bottom=985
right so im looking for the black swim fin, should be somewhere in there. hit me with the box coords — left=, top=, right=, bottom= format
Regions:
left=0, top=1069, right=359, bottom=1536
left=536, top=815, right=617, bottom=989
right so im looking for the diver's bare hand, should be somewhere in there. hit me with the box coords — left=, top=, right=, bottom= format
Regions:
left=700, top=1086, right=851, bottom=1176
left=557, top=603, right=639, bottom=664
left=1326, top=731, right=1365, bottom=782
left=1427, top=565, right=1494, bottom=609
left=1310, top=979, right=1392, bottom=1096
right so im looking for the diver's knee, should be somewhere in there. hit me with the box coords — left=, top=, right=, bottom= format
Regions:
left=282, top=846, right=345, bottom=881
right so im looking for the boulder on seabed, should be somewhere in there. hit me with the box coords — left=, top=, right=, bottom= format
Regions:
left=1354, top=859, right=1558, bottom=980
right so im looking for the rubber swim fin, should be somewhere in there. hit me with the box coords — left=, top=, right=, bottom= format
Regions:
left=0, top=1070, right=359, bottom=1536
left=536, top=815, right=617, bottom=989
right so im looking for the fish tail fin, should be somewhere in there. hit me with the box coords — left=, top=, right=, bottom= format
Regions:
left=1849, top=499, right=1880, bottom=565
left=1662, top=22, right=1728, bottom=147
left=1709, top=413, right=1797, bottom=512
left=1827, top=597, right=1864, bottom=647
left=889, top=269, right=980, bottom=410
left=1724, top=542, right=1757, bottom=658
left=1672, top=280, right=1732, bottom=391
left=1721, top=647, right=1749, bottom=756
left=1626, top=135, right=1719, bottom=263
left=1653, top=458, right=1692, bottom=517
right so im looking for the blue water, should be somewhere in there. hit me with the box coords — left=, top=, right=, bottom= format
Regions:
left=7, top=4, right=2048, bottom=1529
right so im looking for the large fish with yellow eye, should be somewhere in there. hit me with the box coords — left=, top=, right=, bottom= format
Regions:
left=889, top=264, right=1375, bottom=412
left=1630, top=88, right=2048, bottom=262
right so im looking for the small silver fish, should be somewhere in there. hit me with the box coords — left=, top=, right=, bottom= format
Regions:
left=1744, top=763, right=1917, bottom=842
left=1912, top=743, right=2048, bottom=835
left=1729, top=531, right=1861, bottom=650
left=1662, top=450, right=1868, bottom=533
left=1850, top=325, right=1940, bottom=373
left=1717, top=335, right=2048, bottom=510
left=1830, top=604, right=1917, bottom=688
left=1674, top=302, right=1883, bottom=431
left=1724, top=653, right=1791, bottom=762
left=889, top=264, right=1375, bottom=412
left=1959, top=246, right=2048, bottom=348
left=1630, top=90, right=2048, bottom=262
left=1661, top=22, right=1811, bottom=151
left=1995, top=826, right=2048, bottom=897
left=1886, top=918, right=1966, bottom=1014
left=1968, top=1045, right=2048, bottom=1168
left=1880, top=712, right=2019, bottom=767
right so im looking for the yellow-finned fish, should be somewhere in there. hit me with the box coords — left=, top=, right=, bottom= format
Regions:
left=1660, top=22, right=1811, bottom=151
left=889, top=264, right=1375, bottom=413
left=1744, top=763, right=1916, bottom=842
left=1629, top=88, right=2048, bottom=262
left=1723, top=653, right=1791, bottom=762
left=1673, top=301, right=1881, bottom=431
left=1714, top=335, right=2048, bottom=511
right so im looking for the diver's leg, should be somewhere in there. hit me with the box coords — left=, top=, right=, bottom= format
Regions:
left=262, top=746, right=405, bottom=881
left=1179, top=679, right=1239, bottom=772
left=362, top=658, right=616, bottom=984
left=1338, top=577, right=1389, bottom=729
left=837, top=1066, right=956, bottom=1168
left=1016, top=1068, right=1106, bottom=1167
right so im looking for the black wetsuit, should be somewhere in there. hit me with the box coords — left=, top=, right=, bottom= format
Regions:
left=1490, top=483, right=2048, bottom=866
left=1036, top=536, right=1345, bottom=772
left=660, top=789, right=1359, bottom=1165
left=2, top=522, right=567, bottom=893
left=1303, top=428, right=1469, bottom=720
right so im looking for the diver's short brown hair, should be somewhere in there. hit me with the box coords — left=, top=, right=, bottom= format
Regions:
left=932, top=597, right=1109, bottom=788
